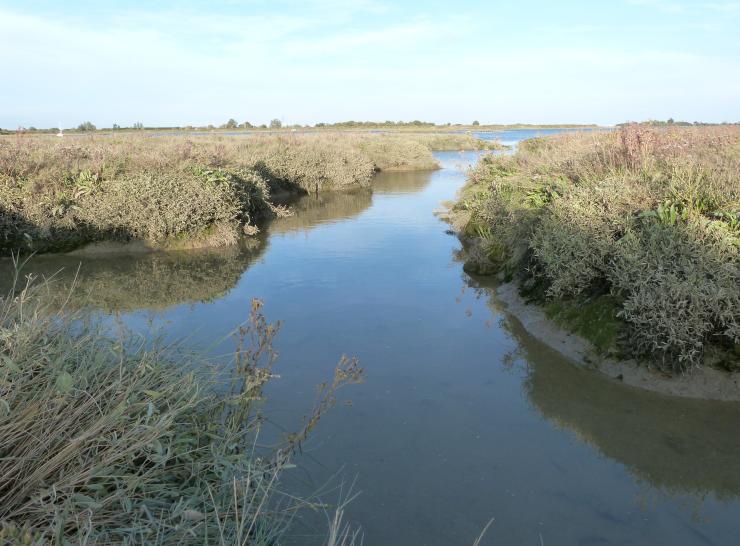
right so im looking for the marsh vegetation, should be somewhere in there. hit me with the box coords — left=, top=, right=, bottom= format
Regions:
left=2, top=128, right=739, bottom=545
left=0, top=270, right=363, bottom=544
left=0, top=132, right=498, bottom=254
left=451, top=126, right=740, bottom=370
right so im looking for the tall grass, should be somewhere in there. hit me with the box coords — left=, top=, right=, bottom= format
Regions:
left=0, top=266, right=363, bottom=543
left=453, top=125, right=740, bottom=370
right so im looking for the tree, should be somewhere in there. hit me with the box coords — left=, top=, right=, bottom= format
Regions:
left=77, top=121, right=96, bottom=132
left=112, top=123, right=120, bottom=130
left=133, top=122, right=144, bottom=130
left=269, top=119, right=282, bottom=129
left=472, top=120, right=480, bottom=126
left=240, top=121, right=253, bottom=129
left=225, top=118, right=238, bottom=129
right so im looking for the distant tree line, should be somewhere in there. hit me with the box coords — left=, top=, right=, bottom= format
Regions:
left=7, top=118, right=737, bottom=134
left=314, top=120, right=437, bottom=128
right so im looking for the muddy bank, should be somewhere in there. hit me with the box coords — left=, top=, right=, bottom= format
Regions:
left=491, top=280, right=740, bottom=402
left=449, top=227, right=740, bottom=402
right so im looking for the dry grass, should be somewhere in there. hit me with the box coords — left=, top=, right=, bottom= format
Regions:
left=0, top=267, right=363, bottom=544
left=453, top=126, right=740, bottom=369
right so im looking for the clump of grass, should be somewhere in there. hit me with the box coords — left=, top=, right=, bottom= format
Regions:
left=452, top=125, right=740, bottom=370
left=0, top=267, right=363, bottom=543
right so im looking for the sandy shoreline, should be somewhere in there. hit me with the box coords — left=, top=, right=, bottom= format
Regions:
left=493, top=281, right=740, bottom=402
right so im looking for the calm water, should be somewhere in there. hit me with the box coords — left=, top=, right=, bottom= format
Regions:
left=6, top=130, right=740, bottom=545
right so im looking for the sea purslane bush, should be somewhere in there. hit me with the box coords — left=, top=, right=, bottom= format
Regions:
left=455, top=126, right=740, bottom=369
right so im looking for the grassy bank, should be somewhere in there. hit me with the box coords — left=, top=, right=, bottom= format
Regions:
left=0, top=132, right=498, bottom=254
left=0, top=271, right=362, bottom=543
left=452, top=126, right=740, bottom=371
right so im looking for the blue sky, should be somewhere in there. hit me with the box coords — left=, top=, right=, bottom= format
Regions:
left=1, top=0, right=739, bottom=128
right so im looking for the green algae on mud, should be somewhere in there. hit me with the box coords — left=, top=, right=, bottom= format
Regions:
left=543, top=296, right=623, bottom=354
left=490, top=287, right=740, bottom=497
left=486, top=278, right=740, bottom=401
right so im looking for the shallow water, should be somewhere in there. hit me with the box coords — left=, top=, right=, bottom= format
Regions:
left=5, top=130, right=740, bottom=545
left=474, top=127, right=604, bottom=148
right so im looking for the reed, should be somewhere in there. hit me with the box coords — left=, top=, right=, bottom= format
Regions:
left=0, top=266, right=363, bottom=543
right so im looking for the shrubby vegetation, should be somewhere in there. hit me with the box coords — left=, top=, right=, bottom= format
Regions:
left=351, top=135, right=438, bottom=171
left=0, top=132, right=497, bottom=253
left=0, top=136, right=285, bottom=252
left=617, top=119, right=740, bottom=127
left=0, top=271, right=362, bottom=544
left=400, top=133, right=503, bottom=152
left=452, top=126, right=740, bottom=370
left=76, top=121, right=96, bottom=132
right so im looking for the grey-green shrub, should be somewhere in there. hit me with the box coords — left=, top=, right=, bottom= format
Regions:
left=609, top=217, right=739, bottom=366
left=453, top=126, right=740, bottom=369
left=246, top=136, right=375, bottom=192
left=1, top=166, right=273, bottom=252
left=1, top=131, right=473, bottom=253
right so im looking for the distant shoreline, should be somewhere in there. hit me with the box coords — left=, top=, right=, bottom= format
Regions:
left=0, top=124, right=605, bottom=136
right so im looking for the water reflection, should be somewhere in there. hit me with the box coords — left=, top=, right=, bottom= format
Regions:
left=1, top=169, right=432, bottom=315
left=270, top=189, right=373, bottom=233
left=371, top=169, right=434, bottom=195
left=1, top=239, right=266, bottom=313
left=469, top=274, right=740, bottom=501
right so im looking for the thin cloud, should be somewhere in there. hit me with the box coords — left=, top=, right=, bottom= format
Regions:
left=626, top=0, right=740, bottom=12
left=0, top=2, right=737, bottom=127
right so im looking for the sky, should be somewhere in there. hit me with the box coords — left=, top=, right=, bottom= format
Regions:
left=1, top=0, right=739, bottom=128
